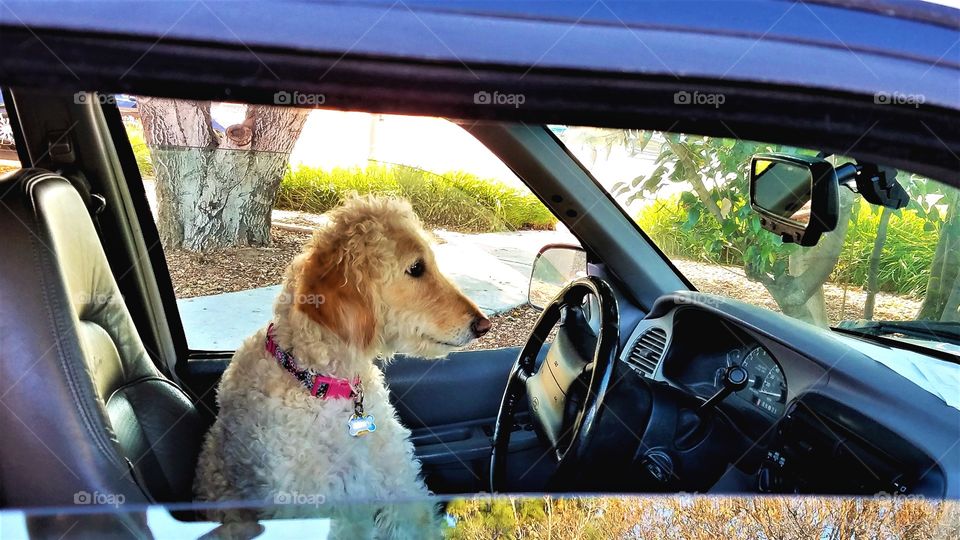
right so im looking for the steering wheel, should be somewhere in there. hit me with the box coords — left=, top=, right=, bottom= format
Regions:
left=490, top=276, right=620, bottom=492
left=491, top=281, right=762, bottom=493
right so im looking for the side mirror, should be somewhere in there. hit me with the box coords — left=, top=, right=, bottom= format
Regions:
left=529, top=244, right=587, bottom=310
left=750, top=153, right=839, bottom=246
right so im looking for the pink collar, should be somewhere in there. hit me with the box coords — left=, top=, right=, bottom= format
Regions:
left=265, top=323, right=359, bottom=400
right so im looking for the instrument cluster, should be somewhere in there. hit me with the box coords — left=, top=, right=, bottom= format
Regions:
left=724, top=346, right=787, bottom=417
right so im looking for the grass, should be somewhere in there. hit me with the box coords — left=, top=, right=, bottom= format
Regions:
left=833, top=202, right=937, bottom=298
left=636, top=199, right=733, bottom=264
left=276, top=164, right=557, bottom=232
left=636, top=196, right=938, bottom=297
left=125, top=120, right=555, bottom=233
left=124, top=120, right=154, bottom=177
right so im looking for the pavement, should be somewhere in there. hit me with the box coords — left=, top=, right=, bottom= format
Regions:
left=176, top=205, right=576, bottom=349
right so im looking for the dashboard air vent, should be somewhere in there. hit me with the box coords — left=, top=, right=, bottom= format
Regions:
left=627, top=327, right=667, bottom=377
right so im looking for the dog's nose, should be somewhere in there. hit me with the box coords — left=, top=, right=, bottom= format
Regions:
left=472, top=316, right=492, bottom=338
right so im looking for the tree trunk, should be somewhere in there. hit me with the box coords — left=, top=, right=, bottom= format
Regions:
left=940, top=281, right=960, bottom=322
left=138, top=98, right=309, bottom=251
left=917, top=191, right=960, bottom=320
left=786, top=251, right=830, bottom=325
left=748, top=190, right=854, bottom=327
left=864, top=206, right=893, bottom=320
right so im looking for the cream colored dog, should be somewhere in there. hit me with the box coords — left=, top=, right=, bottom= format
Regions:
left=194, top=196, right=490, bottom=538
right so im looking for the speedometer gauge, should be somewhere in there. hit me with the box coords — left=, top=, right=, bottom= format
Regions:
left=738, top=347, right=787, bottom=416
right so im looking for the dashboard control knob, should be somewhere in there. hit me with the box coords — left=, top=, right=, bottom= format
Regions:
left=700, top=365, right=750, bottom=413
left=725, top=365, right=750, bottom=389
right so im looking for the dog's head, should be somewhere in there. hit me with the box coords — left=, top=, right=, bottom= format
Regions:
left=292, top=195, right=490, bottom=357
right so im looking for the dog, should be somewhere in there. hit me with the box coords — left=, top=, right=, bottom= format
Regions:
left=194, top=195, right=491, bottom=538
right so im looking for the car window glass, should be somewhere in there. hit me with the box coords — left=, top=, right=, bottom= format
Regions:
left=0, top=92, right=20, bottom=171
left=556, top=126, right=959, bottom=338
left=120, top=97, right=578, bottom=352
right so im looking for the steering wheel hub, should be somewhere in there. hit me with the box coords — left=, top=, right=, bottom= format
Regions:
left=490, top=276, right=620, bottom=492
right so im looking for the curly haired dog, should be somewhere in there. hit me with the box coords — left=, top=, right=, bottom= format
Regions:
left=194, top=196, right=490, bottom=538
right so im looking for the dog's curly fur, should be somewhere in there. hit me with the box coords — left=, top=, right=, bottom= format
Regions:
left=194, top=195, right=489, bottom=538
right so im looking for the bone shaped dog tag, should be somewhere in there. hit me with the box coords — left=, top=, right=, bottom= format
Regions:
left=347, top=414, right=376, bottom=437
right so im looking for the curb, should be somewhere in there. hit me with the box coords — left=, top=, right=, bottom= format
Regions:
left=273, top=222, right=316, bottom=234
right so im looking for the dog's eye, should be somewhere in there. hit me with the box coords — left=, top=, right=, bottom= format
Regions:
left=406, top=259, right=425, bottom=278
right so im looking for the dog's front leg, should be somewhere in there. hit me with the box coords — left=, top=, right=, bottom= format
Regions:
left=373, top=501, right=443, bottom=540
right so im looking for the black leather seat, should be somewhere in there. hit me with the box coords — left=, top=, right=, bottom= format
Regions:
left=0, top=169, right=205, bottom=507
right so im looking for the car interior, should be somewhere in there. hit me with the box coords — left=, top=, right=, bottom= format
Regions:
left=0, top=0, right=958, bottom=519
left=1, top=87, right=958, bottom=514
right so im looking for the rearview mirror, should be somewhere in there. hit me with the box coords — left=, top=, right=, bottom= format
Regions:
left=529, top=245, right=587, bottom=310
left=750, top=153, right=839, bottom=246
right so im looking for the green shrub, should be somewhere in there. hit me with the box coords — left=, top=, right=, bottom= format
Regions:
left=833, top=202, right=937, bottom=297
left=636, top=196, right=938, bottom=297
left=276, top=164, right=557, bottom=232
left=636, top=199, right=735, bottom=265
left=124, top=120, right=154, bottom=177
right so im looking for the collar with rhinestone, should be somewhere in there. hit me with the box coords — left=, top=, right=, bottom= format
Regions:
left=264, top=323, right=359, bottom=400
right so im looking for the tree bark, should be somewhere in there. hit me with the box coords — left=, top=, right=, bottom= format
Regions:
left=663, top=138, right=725, bottom=221
left=918, top=191, right=960, bottom=320
left=138, top=98, right=309, bottom=251
left=864, top=206, right=893, bottom=320
left=940, top=281, right=960, bottom=322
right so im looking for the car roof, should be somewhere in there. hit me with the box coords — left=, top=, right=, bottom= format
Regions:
left=1, top=1, right=956, bottom=99
left=1, top=0, right=957, bottom=181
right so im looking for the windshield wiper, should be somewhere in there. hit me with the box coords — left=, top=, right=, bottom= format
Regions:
left=834, top=320, right=960, bottom=347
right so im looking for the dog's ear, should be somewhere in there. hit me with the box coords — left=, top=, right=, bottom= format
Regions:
left=296, top=245, right=376, bottom=350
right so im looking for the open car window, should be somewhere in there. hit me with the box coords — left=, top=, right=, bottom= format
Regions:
left=120, top=98, right=579, bottom=352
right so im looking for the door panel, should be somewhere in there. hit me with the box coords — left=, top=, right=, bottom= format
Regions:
left=383, top=348, right=520, bottom=428
left=383, top=347, right=551, bottom=494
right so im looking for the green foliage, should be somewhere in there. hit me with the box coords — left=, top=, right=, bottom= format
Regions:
left=277, top=164, right=557, bottom=232
left=638, top=195, right=939, bottom=297
left=835, top=201, right=939, bottom=297
left=622, top=134, right=796, bottom=279
left=618, top=130, right=947, bottom=304
left=124, top=120, right=154, bottom=177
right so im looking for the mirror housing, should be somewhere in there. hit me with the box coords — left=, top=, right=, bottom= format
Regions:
left=750, top=153, right=839, bottom=247
left=528, top=244, right=587, bottom=310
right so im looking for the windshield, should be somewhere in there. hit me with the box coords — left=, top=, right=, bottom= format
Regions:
left=553, top=126, right=959, bottom=353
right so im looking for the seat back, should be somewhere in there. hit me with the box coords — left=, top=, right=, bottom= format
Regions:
left=0, top=169, right=204, bottom=507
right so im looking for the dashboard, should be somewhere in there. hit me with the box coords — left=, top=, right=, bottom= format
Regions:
left=670, top=342, right=787, bottom=418
left=623, top=306, right=797, bottom=437
left=614, top=293, right=960, bottom=497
